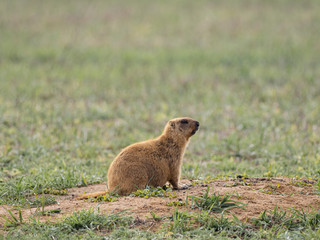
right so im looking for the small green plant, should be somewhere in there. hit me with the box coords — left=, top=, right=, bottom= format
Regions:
left=195, top=211, right=231, bottom=231
left=150, top=211, right=165, bottom=221
left=0, top=177, right=26, bottom=204
left=257, top=183, right=281, bottom=195
left=252, top=206, right=313, bottom=231
left=252, top=206, right=291, bottom=229
left=192, top=176, right=232, bottom=185
left=130, top=186, right=176, bottom=199
left=31, top=193, right=58, bottom=216
left=190, top=187, right=245, bottom=213
left=286, top=178, right=314, bottom=188
left=223, top=178, right=251, bottom=187
left=61, top=207, right=133, bottom=232
left=263, top=171, right=274, bottom=178
left=166, top=209, right=195, bottom=233
left=43, top=188, right=69, bottom=195
left=164, top=209, right=255, bottom=237
left=27, top=195, right=57, bottom=208
left=315, top=170, right=320, bottom=195
left=309, top=213, right=320, bottom=229
left=295, top=209, right=320, bottom=230
left=167, top=200, right=186, bottom=207
left=252, top=207, right=320, bottom=233
left=91, top=193, right=118, bottom=202
left=39, top=208, right=62, bottom=216
left=1, top=208, right=24, bottom=227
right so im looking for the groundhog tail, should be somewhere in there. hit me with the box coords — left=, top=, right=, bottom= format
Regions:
left=74, top=191, right=108, bottom=200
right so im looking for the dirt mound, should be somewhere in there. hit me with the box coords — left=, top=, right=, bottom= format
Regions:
left=0, top=177, right=319, bottom=229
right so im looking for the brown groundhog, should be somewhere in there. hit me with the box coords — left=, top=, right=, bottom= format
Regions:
left=76, top=117, right=199, bottom=199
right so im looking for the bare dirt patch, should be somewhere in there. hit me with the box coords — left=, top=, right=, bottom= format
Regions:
left=1, top=177, right=319, bottom=229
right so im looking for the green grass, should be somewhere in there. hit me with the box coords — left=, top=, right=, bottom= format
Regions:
left=2, top=206, right=320, bottom=239
left=1, top=0, right=320, bottom=238
left=3, top=208, right=320, bottom=239
left=252, top=206, right=320, bottom=233
left=130, top=185, right=176, bottom=198
left=189, top=186, right=245, bottom=213
left=4, top=208, right=134, bottom=239
left=164, top=208, right=320, bottom=239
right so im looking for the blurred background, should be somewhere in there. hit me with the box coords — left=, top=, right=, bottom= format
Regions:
left=0, top=0, right=320, bottom=190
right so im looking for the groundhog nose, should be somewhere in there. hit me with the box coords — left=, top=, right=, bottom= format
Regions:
left=195, top=121, right=200, bottom=127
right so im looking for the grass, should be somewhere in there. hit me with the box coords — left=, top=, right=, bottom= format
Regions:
left=26, top=195, right=57, bottom=208
left=130, top=185, right=177, bottom=198
left=91, top=193, right=118, bottom=203
left=61, top=208, right=132, bottom=231
left=1, top=0, right=320, bottom=238
left=252, top=206, right=320, bottom=232
left=162, top=208, right=320, bottom=239
left=189, top=186, right=245, bottom=213
left=0, top=169, right=102, bottom=205
left=4, top=208, right=134, bottom=239
left=2, top=207, right=320, bottom=239
left=1, top=208, right=24, bottom=228
left=163, top=208, right=320, bottom=239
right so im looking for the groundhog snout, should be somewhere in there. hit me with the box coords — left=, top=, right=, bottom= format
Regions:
left=192, top=121, right=200, bottom=134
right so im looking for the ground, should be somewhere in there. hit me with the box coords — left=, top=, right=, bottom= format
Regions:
left=1, top=177, right=318, bottom=232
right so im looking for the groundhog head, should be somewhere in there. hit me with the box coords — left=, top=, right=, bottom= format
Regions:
left=165, top=117, right=200, bottom=141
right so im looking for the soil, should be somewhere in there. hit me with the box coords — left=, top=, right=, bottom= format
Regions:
left=0, top=177, right=319, bottom=231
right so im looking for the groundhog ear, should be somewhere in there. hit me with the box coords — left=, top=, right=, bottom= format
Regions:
left=170, top=121, right=175, bottom=129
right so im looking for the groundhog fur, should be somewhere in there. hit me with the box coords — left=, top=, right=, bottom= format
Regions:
left=75, top=117, right=199, bottom=199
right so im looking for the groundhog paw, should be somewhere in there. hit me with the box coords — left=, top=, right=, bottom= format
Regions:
left=175, top=184, right=192, bottom=190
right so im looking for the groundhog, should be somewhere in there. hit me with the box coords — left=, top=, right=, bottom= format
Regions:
left=76, top=117, right=199, bottom=199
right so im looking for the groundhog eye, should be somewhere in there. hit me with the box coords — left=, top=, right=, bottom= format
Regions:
left=180, top=119, right=188, bottom=124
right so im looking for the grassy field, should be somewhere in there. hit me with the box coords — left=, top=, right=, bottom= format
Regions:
left=1, top=0, right=320, bottom=239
